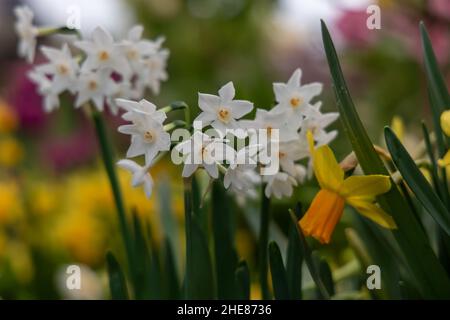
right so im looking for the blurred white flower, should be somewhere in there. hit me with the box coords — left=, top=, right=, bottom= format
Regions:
left=241, top=108, right=299, bottom=142
left=75, top=69, right=116, bottom=111
left=194, top=82, right=253, bottom=137
left=75, top=26, right=131, bottom=77
left=36, top=44, right=79, bottom=94
left=278, top=140, right=308, bottom=176
left=135, top=48, right=170, bottom=96
left=116, top=98, right=167, bottom=124
left=117, top=159, right=153, bottom=198
left=263, top=171, right=298, bottom=199
left=14, top=5, right=38, bottom=63
left=118, top=110, right=170, bottom=165
left=28, top=70, right=59, bottom=112
left=300, top=102, right=339, bottom=146
left=271, top=68, right=322, bottom=120
left=122, top=25, right=164, bottom=72
left=176, top=131, right=235, bottom=178
left=224, top=146, right=260, bottom=191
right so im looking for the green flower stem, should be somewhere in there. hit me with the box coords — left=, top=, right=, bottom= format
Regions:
left=183, top=177, right=193, bottom=297
left=92, top=110, right=134, bottom=275
left=38, top=26, right=81, bottom=38
left=259, top=185, right=271, bottom=300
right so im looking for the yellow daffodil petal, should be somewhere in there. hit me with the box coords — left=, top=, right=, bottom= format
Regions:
left=391, top=116, right=404, bottom=142
left=347, top=198, right=397, bottom=229
left=307, top=131, right=344, bottom=190
left=438, top=150, right=450, bottom=167
left=299, top=189, right=345, bottom=244
left=440, top=110, right=450, bottom=137
left=340, top=175, right=391, bottom=199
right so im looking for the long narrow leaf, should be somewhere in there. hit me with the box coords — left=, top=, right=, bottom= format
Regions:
left=385, top=127, right=450, bottom=236
left=269, top=241, right=290, bottom=300
left=106, top=251, right=129, bottom=300
left=321, top=20, right=450, bottom=298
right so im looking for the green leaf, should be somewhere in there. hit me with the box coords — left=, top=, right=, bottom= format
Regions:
left=212, top=181, right=238, bottom=299
left=269, top=241, right=290, bottom=300
left=286, top=205, right=303, bottom=300
left=106, top=251, right=129, bottom=300
left=313, top=254, right=334, bottom=298
left=321, top=20, right=450, bottom=298
left=258, top=187, right=271, bottom=300
left=385, top=127, right=450, bottom=236
left=420, top=22, right=450, bottom=113
left=162, top=238, right=180, bottom=299
left=183, top=178, right=215, bottom=299
left=235, top=261, right=251, bottom=300
left=288, top=210, right=330, bottom=299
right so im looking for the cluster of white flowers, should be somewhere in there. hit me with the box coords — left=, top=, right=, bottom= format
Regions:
left=14, top=5, right=169, bottom=114
left=116, top=69, right=338, bottom=200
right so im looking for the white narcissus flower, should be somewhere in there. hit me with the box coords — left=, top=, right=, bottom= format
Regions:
left=271, top=68, right=322, bottom=120
left=278, top=140, right=308, bottom=176
left=122, top=25, right=163, bottom=71
left=175, top=131, right=235, bottom=179
left=75, top=69, right=116, bottom=111
left=116, top=98, right=167, bottom=124
left=14, top=5, right=38, bottom=63
left=28, top=70, right=59, bottom=112
left=224, top=146, right=260, bottom=191
left=36, top=44, right=79, bottom=94
left=135, top=47, right=169, bottom=96
left=118, top=111, right=170, bottom=166
left=194, top=82, right=253, bottom=137
left=300, top=102, right=339, bottom=146
left=117, top=159, right=153, bottom=198
left=75, top=26, right=131, bottom=77
left=263, top=172, right=298, bottom=199
left=241, top=108, right=300, bottom=142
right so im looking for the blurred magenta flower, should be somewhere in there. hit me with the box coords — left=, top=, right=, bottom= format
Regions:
left=41, top=125, right=98, bottom=172
left=8, top=63, right=47, bottom=131
left=429, top=0, right=450, bottom=21
left=335, top=10, right=378, bottom=46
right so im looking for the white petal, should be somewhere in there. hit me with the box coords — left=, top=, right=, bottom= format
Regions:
left=287, top=68, right=302, bottom=87
left=229, top=100, right=253, bottom=119
left=128, top=25, right=143, bottom=41
left=182, top=164, right=199, bottom=177
left=204, top=163, right=219, bottom=179
left=92, top=26, right=114, bottom=46
left=198, top=93, right=220, bottom=112
left=218, top=81, right=235, bottom=101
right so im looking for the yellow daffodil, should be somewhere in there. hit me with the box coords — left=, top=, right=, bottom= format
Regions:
left=438, top=111, right=450, bottom=167
left=299, top=131, right=397, bottom=244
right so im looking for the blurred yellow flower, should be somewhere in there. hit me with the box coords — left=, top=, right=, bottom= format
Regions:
left=0, top=179, right=23, bottom=224
left=0, top=137, right=24, bottom=167
left=0, top=99, right=18, bottom=134
left=299, top=131, right=396, bottom=244
left=438, top=111, right=450, bottom=167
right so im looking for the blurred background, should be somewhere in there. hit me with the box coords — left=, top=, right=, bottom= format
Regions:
left=0, top=0, right=449, bottom=299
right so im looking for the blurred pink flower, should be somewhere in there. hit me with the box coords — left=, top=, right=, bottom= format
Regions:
left=429, top=0, right=450, bottom=21
left=390, top=14, right=450, bottom=65
left=7, top=63, right=47, bottom=130
left=41, top=125, right=98, bottom=172
left=335, top=10, right=378, bottom=47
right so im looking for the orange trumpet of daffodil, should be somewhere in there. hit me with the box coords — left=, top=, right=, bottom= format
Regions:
left=299, top=131, right=397, bottom=244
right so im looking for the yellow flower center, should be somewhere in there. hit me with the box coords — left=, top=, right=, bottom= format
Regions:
left=98, top=50, right=110, bottom=61
left=290, top=96, right=303, bottom=109
left=266, top=126, right=273, bottom=137
left=218, top=108, right=230, bottom=123
left=57, top=64, right=69, bottom=75
left=279, top=151, right=286, bottom=159
left=88, top=80, right=98, bottom=91
left=127, top=49, right=138, bottom=60
left=299, top=189, right=345, bottom=244
left=143, top=130, right=155, bottom=143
